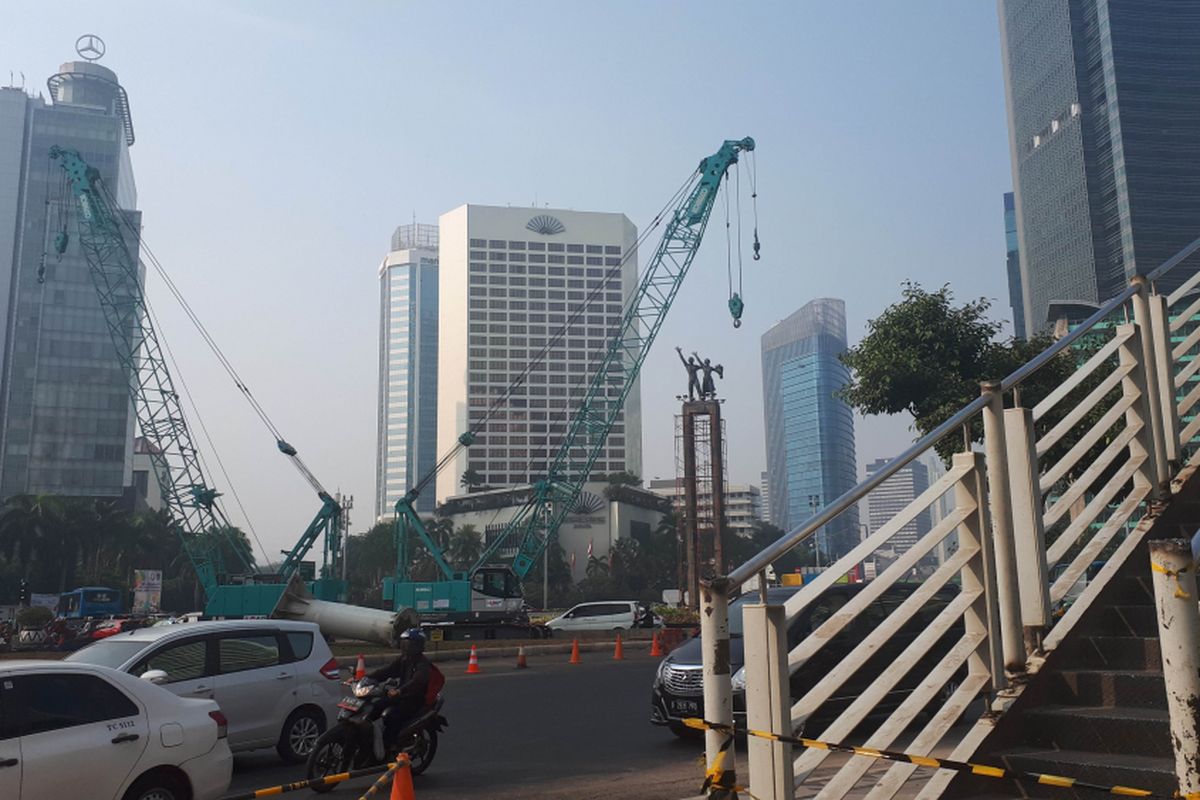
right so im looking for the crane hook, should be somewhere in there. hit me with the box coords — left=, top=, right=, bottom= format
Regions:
left=752, top=228, right=761, bottom=261
left=728, top=292, right=745, bottom=328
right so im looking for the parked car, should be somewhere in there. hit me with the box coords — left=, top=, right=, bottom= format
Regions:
left=545, top=601, right=662, bottom=633
left=0, top=659, right=232, bottom=800
left=650, top=583, right=963, bottom=737
left=65, top=619, right=341, bottom=762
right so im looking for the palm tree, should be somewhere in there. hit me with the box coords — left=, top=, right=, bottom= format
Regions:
left=459, top=469, right=484, bottom=493
left=446, top=525, right=482, bottom=570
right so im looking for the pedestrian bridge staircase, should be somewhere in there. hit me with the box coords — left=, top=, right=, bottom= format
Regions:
left=701, top=238, right=1200, bottom=799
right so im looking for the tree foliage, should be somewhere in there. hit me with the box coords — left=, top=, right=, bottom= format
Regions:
left=839, top=283, right=1074, bottom=462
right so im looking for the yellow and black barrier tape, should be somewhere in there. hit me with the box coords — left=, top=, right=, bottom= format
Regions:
left=220, top=760, right=397, bottom=800
left=683, top=718, right=1175, bottom=798
left=1150, top=559, right=1193, bottom=599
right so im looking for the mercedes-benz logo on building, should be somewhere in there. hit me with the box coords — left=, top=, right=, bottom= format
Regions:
left=75, top=34, right=106, bottom=62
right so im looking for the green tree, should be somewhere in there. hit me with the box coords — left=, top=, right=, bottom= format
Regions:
left=460, top=469, right=485, bottom=493
left=838, top=283, right=1073, bottom=463
left=446, top=524, right=482, bottom=570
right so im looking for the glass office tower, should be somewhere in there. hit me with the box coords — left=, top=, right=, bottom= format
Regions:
left=760, top=298, right=858, bottom=558
left=0, top=58, right=140, bottom=500
left=376, top=224, right=439, bottom=519
left=1000, top=0, right=1200, bottom=334
left=1004, top=192, right=1026, bottom=339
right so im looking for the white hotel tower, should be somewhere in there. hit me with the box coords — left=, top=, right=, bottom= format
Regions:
left=436, top=205, right=641, bottom=503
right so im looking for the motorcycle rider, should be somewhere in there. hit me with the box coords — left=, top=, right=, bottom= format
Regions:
left=367, top=627, right=433, bottom=750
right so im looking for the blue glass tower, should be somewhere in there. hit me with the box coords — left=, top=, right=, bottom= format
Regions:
left=1004, top=192, right=1026, bottom=340
left=761, top=298, right=858, bottom=558
left=376, top=224, right=439, bottom=519
left=1000, top=0, right=1200, bottom=334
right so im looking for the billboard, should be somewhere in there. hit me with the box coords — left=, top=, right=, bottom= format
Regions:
left=132, top=569, right=163, bottom=614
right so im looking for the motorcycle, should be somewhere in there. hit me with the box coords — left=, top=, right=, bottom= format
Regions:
left=306, top=676, right=447, bottom=792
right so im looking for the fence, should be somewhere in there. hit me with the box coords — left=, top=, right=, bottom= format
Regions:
left=702, top=235, right=1200, bottom=799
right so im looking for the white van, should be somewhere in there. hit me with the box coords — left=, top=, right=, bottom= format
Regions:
left=545, top=601, right=660, bottom=632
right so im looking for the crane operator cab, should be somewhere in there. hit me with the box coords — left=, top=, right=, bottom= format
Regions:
left=469, top=567, right=525, bottom=620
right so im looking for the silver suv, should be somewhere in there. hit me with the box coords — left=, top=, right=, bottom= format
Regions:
left=65, top=619, right=342, bottom=762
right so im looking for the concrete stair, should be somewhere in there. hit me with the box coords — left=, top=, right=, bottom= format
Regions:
left=945, top=552, right=1178, bottom=799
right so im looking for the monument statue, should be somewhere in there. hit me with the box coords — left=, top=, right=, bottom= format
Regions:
left=676, top=346, right=702, bottom=400
left=694, top=352, right=724, bottom=399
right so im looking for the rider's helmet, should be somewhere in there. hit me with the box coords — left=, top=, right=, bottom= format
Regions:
left=398, top=627, right=426, bottom=656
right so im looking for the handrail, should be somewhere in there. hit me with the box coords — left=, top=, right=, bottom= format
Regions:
left=726, top=394, right=987, bottom=586
left=999, top=284, right=1137, bottom=392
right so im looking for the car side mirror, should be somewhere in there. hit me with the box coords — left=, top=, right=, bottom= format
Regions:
left=141, top=669, right=169, bottom=685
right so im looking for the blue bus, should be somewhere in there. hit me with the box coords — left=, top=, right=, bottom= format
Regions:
left=58, top=587, right=123, bottom=619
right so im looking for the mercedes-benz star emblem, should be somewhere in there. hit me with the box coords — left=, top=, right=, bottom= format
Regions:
left=75, top=34, right=106, bottom=62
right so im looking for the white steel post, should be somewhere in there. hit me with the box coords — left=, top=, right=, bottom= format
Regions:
left=744, top=603, right=793, bottom=799
left=1148, top=291, right=1182, bottom=465
left=1148, top=539, right=1200, bottom=799
left=1131, top=276, right=1171, bottom=495
left=955, top=451, right=1005, bottom=691
left=1004, top=407, right=1051, bottom=650
left=980, top=381, right=1027, bottom=672
left=701, top=579, right=736, bottom=798
left=1118, top=323, right=1159, bottom=494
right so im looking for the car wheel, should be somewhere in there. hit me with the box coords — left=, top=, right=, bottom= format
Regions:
left=122, top=772, right=187, bottom=800
left=306, top=727, right=351, bottom=794
left=278, top=706, right=326, bottom=763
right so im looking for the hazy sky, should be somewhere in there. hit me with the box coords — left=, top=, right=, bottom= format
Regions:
left=4, top=2, right=1014, bottom=563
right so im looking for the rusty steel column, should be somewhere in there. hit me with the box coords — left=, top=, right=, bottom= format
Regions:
left=709, top=401, right=727, bottom=575
left=683, top=410, right=700, bottom=610
left=1149, top=539, right=1200, bottom=799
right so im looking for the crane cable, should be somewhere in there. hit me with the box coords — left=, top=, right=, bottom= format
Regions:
left=410, top=169, right=702, bottom=498
left=141, top=293, right=272, bottom=568
left=95, top=181, right=328, bottom=500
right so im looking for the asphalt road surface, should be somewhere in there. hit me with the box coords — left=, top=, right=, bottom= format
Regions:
left=227, top=649, right=707, bottom=800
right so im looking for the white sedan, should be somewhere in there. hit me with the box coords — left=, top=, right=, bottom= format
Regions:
left=0, top=660, right=232, bottom=800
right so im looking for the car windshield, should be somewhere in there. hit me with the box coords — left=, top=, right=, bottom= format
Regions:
left=63, top=639, right=147, bottom=669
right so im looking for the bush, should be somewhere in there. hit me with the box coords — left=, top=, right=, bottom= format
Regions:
left=16, top=606, right=53, bottom=629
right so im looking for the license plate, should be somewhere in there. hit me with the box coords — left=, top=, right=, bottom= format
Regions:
left=338, top=698, right=363, bottom=711
left=668, top=698, right=700, bottom=717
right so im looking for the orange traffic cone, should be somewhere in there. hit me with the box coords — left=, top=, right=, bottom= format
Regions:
left=354, top=654, right=366, bottom=680
left=569, top=639, right=582, bottom=664
left=466, top=644, right=481, bottom=674
left=613, top=633, right=624, bottom=661
left=650, top=631, right=664, bottom=657
left=515, top=646, right=528, bottom=669
left=389, top=752, right=415, bottom=800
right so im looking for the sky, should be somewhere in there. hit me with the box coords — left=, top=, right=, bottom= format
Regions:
left=3, top=2, right=1015, bottom=564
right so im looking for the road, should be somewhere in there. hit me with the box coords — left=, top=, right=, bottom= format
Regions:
left=228, top=649, right=707, bottom=800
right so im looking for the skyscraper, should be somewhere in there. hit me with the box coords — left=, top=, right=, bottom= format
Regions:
left=865, top=456, right=931, bottom=557
left=0, top=52, right=140, bottom=501
left=435, top=205, right=640, bottom=503
left=1003, top=192, right=1025, bottom=339
left=376, top=223, right=439, bottom=519
left=999, top=1, right=1200, bottom=335
left=760, top=298, right=858, bottom=557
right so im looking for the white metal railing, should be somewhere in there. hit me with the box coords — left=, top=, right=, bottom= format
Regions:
left=700, top=241, right=1200, bottom=799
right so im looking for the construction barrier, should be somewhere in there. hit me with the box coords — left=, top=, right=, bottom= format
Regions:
left=219, top=762, right=394, bottom=799
left=682, top=718, right=1168, bottom=799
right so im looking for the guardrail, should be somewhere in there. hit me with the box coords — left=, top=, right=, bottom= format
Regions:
left=704, top=240, right=1200, bottom=799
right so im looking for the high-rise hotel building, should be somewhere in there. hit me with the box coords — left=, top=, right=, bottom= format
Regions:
left=436, top=205, right=640, bottom=503
left=376, top=224, right=439, bottom=519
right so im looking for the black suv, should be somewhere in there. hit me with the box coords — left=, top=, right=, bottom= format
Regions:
left=650, top=582, right=963, bottom=736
